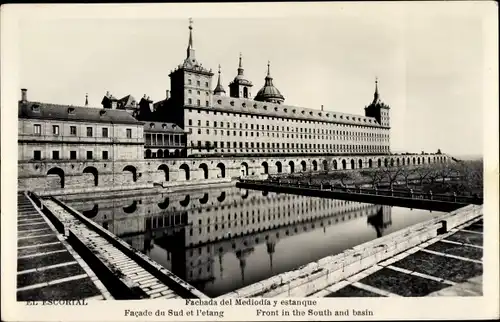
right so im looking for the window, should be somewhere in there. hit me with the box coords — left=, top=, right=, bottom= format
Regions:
left=197, top=80, right=200, bottom=86
left=87, top=151, right=93, bottom=160
left=102, top=151, right=109, bottom=160
left=87, top=127, right=93, bottom=137
left=52, top=125, right=59, bottom=135
left=205, top=82, right=209, bottom=87
left=197, top=99, right=200, bottom=106
left=206, top=101, right=209, bottom=107
left=70, top=126, right=77, bottom=135
left=102, top=128, right=108, bottom=138
left=70, top=151, right=77, bottom=160
left=189, top=119, right=192, bottom=126
left=188, top=98, right=192, bottom=105
left=33, top=150, right=41, bottom=160
left=52, top=151, right=60, bottom=160
left=188, top=79, right=192, bottom=85
left=34, top=124, right=41, bottom=135
left=126, top=129, right=132, bottom=138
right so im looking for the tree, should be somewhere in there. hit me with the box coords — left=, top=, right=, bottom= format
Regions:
left=381, top=167, right=404, bottom=189
left=361, top=169, right=383, bottom=188
left=399, top=166, right=416, bottom=188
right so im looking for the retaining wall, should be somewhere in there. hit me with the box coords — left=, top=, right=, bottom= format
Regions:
left=219, top=204, right=482, bottom=298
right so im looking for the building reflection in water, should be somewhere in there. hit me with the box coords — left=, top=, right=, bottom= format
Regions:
left=63, top=186, right=434, bottom=297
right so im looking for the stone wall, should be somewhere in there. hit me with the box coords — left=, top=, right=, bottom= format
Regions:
left=18, top=153, right=450, bottom=192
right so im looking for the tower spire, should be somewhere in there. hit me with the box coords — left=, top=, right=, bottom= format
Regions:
left=373, top=77, right=379, bottom=102
left=267, top=60, right=271, bottom=77
left=186, top=18, right=195, bottom=60
left=214, top=64, right=226, bottom=95
left=237, top=52, right=244, bottom=76
left=85, top=93, right=88, bottom=107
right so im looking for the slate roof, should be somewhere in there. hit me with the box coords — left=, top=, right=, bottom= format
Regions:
left=18, top=101, right=143, bottom=125
left=144, top=121, right=186, bottom=133
left=209, top=95, right=384, bottom=128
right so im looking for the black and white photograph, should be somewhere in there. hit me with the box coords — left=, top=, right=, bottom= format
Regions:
left=1, top=2, right=498, bottom=321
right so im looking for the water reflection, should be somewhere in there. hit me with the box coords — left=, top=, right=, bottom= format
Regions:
left=63, top=186, right=440, bottom=297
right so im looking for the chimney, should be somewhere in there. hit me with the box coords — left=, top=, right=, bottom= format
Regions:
left=21, top=88, right=27, bottom=102
left=166, top=90, right=170, bottom=100
left=321, top=105, right=324, bottom=111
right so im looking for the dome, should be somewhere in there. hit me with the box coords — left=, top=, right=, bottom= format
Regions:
left=254, top=62, right=285, bottom=104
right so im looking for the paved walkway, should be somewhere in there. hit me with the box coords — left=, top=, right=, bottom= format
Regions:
left=313, top=217, right=483, bottom=297
left=42, top=199, right=182, bottom=299
left=17, top=192, right=109, bottom=301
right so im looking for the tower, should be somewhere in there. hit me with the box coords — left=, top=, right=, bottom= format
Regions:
left=167, top=19, right=214, bottom=125
left=228, top=53, right=253, bottom=99
left=254, top=61, right=285, bottom=104
left=213, top=65, right=226, bottom=96
left=364, top=78, right=390, bottom=128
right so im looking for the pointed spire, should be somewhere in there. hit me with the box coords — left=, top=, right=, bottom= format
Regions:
left=267, top=60, right=271, bottom=77
left=186, top=18, right=195, bottom=60
left=264, top=61, right=274, bottom=86
left=237, top=52, right=244, bottom=76
left=85, top=93, right=88, bottom=107
left=214, top=64, right=226, bottom=95
left=373, top=77, right=380, bottom=102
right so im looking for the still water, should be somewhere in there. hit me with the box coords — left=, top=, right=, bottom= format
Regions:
left=62, top=186, right=444, bottom=297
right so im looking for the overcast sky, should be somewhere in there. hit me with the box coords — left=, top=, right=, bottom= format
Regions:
left=14, top=2, right=494, bottom=157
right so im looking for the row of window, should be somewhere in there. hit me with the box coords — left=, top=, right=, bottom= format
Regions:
left=190, top=128, right=389, bottom=141
left=33, top=150, right=109, bottom=161
left=187, top=108, right=386, bottom=128
left=187, top=79, right=209, bottom=87
left=188, top=120, right=388, bottom=137
left=145, top=133, right=186, bottom=146
left=191, top=140, right=389, bottom=150
left=32, top=124, right=133, bottom=138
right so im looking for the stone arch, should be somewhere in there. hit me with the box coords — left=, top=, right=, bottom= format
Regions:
left=402, top=158, right=405, bottom=166
left=358, top=159, right=363, bottom=169
left=261, top=161, right=269, bottom=174
left=422, top=157, right=425, bottom=164
left=158, top=197, right=169, bottom=210
left=407, top=157, right=411, bottom=165
left=158, top=164, right=169, bottom=181
left=428, top=156, right=431, bottom=164
left=390, top=159, right=394, bottom=167
left=368, top=159, right=373, bottom=168
left=157, top=149, right=163, bottom=158
left=412, top=157, right=416, bottom=165
left=47, top=167, right=65, bottom=189
left=342, top=159, right=347, bottom=169
left=145, top=149, right=152, bottom=159
left=83, top=166, right=98, bottom=187
left=179, top=163, right=190, bottom=180
left=82, top=204, right=98, bottom=219
left=301, top=160, right=307, bottom=172
left=179, top=195, right=190, bottom=207
left=216, top=163, right=226, bottom=178
left=123, top=165, right=137, bottom=182
left=351, top=159, right=355, bottom=169
left=240, top=162, right=249, bottom=177
left=384, top=159, right=388, bottom=167
left=174, top=149, right=181, bottom=157
left=123, top=200, right=138, bottom=214
left=378, top=159, right=382, bottom=168
left=243, top=87, right=249, bottom=98
left=333, top=160, right=338, bottom=170
left=199, top=193, right=209, bottom=204
left=199, top=163, right=209, bottom=179
left=417, top=157, right=421, bottom=165
left=322, top=160, right=329, bottom=171
left=275, top=161, right=282, bottom=173
left=312, top=160, right=318, bottom=171
left=396, top=158, right=400, bottom=166
left=288, top=161, right=295, bottom=173
left=217, top=191, right=226, bottom=202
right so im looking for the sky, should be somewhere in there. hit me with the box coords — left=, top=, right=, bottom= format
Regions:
left=12, top=2, right=495, bottom=157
